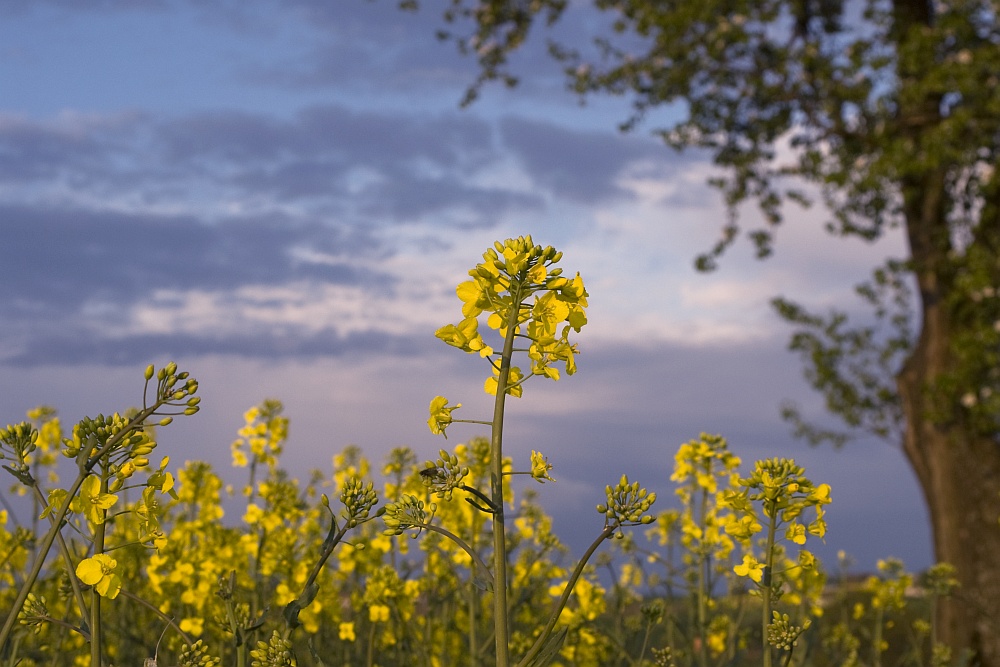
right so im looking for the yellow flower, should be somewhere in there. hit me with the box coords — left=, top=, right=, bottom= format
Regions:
left=243, top=503, right=264, bottom=525
left=786, top=522, right=807, bottom=545
left=369, top=604, right=390, bottom=623
left=40, top=488, right=68, bottom=520
left=808, top=483, right=832, bottom=504
left=76, top=554, right=122, bottom=599
left=725, top=515, right=762, bottom=540
left=707, top=628, right=727, bottom=656
left=231, top=440, right=248, bottom=467
left=734, top=554, right=764, bottom=583
left=456, top=278, right=494, bottom=318
left=435, top=317, right=493, bottom=356
left=339, top=622, right=356, bottom=642
left=427, top=396, right=461, bottom=437
left=179, top=617, right=204, bottom=636
left=530, top=291, right=570, bottom=338
left=530, top=450, right=555, bottom=483
left=484, top=365, right=523, bottom=397
left=71, top=475, right=117, bottom=524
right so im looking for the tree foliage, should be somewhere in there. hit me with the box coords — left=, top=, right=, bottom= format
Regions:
left=409, top=0, right=1000, bottom=417
left=397, top=0, right=1000, bottom=661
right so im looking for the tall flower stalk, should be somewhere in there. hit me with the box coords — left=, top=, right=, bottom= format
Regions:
left=387, top=236, right=655, bottom=667
left=723, top=458, right=830, bottom=667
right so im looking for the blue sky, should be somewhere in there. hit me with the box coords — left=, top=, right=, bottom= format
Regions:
left=1, top=0, right=930, bottom=572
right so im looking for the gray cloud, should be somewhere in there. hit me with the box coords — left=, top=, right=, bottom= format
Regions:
left=0, top=106, right=537, bottom=226
left=2, top=203, right=394, bottom=364
left=499, top=116, right=690, bottom=203
left=4, top=204, right=384, bottom=303
left=0, top=0, right=168, bottom=14
left=2, top=328, right=431, bottom=367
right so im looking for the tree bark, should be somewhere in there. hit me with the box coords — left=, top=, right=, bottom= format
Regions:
left=897, top=169, right=1000, bottom=667
left=898, top=351, right=1000, bottom=667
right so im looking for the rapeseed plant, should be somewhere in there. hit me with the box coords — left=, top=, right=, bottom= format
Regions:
left=385, top=237, right=657, bottom=667
left=0, top=238, right=968, bottom=667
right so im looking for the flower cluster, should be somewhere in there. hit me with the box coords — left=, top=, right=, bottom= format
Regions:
left=767, top=611, right=812, bottom=650
left=597, top=475, right=657, bottom=535
left=434, top=236, right=588, bottom=399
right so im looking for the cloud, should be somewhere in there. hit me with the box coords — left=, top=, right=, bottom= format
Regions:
left=0, top=106, right=541, bottom=228
left=499, top=116, right=699, bottom=203
left=0, top=0, right=168, bottom=14
left=2, top=328, right=430, bottom=367
left=1, top=203, right=400, bottom=364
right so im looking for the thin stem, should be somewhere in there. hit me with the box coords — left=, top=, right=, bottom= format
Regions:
left=460, top=484, right=498, bottom=513
left=762, top=510, right=778, bottom=667
left=636, top=619, right=654, bottom=666
left=873, top=606, right=884, bottom=667
left=408, top=521, right=494, bottom=584
left=284, top=515, right=378, bottom=633
left=366, top=619, right=377, bottom=667
left=89, top=467, right=110, bottom=667
left=1, top=401, right=163, bottom=648
left=116, top=589, right=193, bottom=646
left=490, top=283, right=524, bottom=667
left=516, top=525, right=615, bottom=667
left=29, top=484, right=91, bottom=637
left=695, top=483, right=709, bottom=667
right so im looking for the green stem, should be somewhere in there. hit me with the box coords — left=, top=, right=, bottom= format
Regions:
left=366, top=620, right=377, bottom=667
left=223, top=593, right=247, bottom=667
left=29, top=484, right=91, bottom=632
left=873, top=606, right=884, bottom=667
left=116, top=589, right=193, bottom=646
left=696, top=483, right=709, bottom=667
left=636, top=619, right=653, bottom=666
left=516, top=525, right=614, bottom=667
left=0, top=401, right=163, bottom=649
left=89, top=466, right=110, bottom=667
left=410, top=521, right=494, bottom=586
left=762, top=510, right=778, bottom=667
left=3, top=633, right=22, bottom=667
left=490, top=283, right=524, bottom=667
left=284, top=516, right=378, bottom=633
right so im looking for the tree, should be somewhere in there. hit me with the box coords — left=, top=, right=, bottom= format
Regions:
left=396, top=0, right=1000, bottom=663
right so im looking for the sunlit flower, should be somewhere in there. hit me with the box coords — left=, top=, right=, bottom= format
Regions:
left=369, top=604, right=390, bottom=623
left=76, top=554, right=122, bottom=599
left=179, top=617, right=204, bottom=636
left=734, top=553, right=764, bottom=583
left=786, top=522, right=807, bottom=545
left=71, top=475, right=117, bottom=524
left=530, top=450, right=555, bottom=483
left=725, top=515, right=762, bottom=540
left=427, top=396, right=461, bottom=437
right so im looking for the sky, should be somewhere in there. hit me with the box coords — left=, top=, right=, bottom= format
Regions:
left=0, top=0, right=932, bottom=574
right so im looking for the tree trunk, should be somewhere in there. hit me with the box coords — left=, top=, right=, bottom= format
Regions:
left=897, top=169, right=1000, bottom=666
left=898, top=367, right=1000, bottom=666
